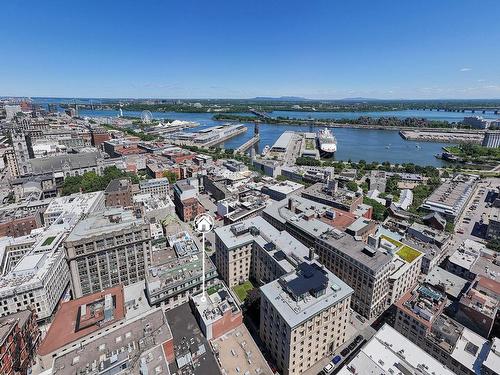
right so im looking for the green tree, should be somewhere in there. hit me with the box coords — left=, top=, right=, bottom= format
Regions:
left=486, top=239, right=500, bottom=252
left=346, top=181, right=358, bottom=192
left=363, top=197, right=388, bottom=221
left=163, top=171, right=178, bottom=184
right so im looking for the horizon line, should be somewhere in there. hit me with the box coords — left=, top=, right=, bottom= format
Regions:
left=2, top=94, right=500, bottom=102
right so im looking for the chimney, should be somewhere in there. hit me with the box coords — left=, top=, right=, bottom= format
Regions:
left=309, top=247, right=316, bottom=261
left=367, top=235, right=379, bottom=248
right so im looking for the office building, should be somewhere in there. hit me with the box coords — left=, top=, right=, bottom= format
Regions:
left=42, top=191, right=105, bottom=227
left=133, top=193, right=175, bottom=222
left=211, top=325, right=274, bottom=375
left=218, top=191, right=269, bottom=225
left=454, top=276, right=500, bottom=338
left=260, top=261, right=353, bottom=375
left=369, top=170, right=387, bottom=192
left=446, top=239, right=500, bottom=281
left=262, top=195, right=333, bottom=248
left=64, top=208, right=151, bottom=298
left=406, top=222, right=450, bottom=248
left=0, top=207, right=42, bottom=238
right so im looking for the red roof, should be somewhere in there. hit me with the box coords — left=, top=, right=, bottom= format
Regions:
left=477, top=276, right=500, bottom=295
left=38, top=285, right=125, bottom=356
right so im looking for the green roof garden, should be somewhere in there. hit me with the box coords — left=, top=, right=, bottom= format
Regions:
left=41, top=236, right=56, bottom=247
left=380, top=234, right=402, bottom=247
left=232, top=280, right=254, bottom=302
left=396, top=245, right=422, bottom=263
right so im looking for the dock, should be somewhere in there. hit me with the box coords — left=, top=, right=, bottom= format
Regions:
left=399, top=130, right=484, bottom=144
left=234, top=135, right=260, bottom=154
left=204, top=126, right=247, bottom=147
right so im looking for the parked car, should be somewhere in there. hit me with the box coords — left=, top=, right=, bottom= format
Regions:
left=354, top=335, right=363, bottom=344
left=341, top=348, right=350, bottom=357
left=333, top=355, right=342, bottom=365
left=323, top=362, right=334, bottom=374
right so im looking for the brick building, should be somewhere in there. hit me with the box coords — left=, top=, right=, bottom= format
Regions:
left=0, top=310, right=40, bottom=375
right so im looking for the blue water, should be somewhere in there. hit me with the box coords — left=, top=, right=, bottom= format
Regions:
left=75, top=108, right=453, bottom=166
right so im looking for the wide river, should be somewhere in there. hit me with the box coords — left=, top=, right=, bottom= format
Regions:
left=74, top=108, right=476, bottom=166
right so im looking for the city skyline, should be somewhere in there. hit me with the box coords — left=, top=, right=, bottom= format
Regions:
left=1, top=0, right=499, bottom=99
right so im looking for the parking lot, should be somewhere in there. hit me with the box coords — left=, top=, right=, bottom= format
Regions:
left=455, top=178, right=500, bottom=244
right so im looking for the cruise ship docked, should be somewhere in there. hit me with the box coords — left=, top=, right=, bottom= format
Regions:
left=317, top=128, right=337, bottom=158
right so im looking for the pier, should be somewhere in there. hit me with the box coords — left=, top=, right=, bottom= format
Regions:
left=399, top=129, right=484, bottom=144
left=234, top=135, right=260, bottom=154
left=204, top=126, right=247, bottom=147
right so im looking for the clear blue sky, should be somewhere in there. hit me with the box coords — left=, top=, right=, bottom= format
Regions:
left=1, top=0, right=499, bottom=99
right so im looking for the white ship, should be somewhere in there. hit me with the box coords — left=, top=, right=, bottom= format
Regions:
left=317, top=128, right=337, bottom=158
left=261, top=144, right=270, bottom=156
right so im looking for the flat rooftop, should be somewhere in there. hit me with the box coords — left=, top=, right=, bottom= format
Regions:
left=302, top=182, right=360, bottom=208
left=38, top=285, right=125, bottom=356
left=483, top=337, right=500, bottom=373
left=337, top=324, right=455, bottom=375
left=424, top=266, right=469, bottom=299
left=52, top=308, right=172, bottom=375
left=395, top=284, right=446, bottom=328
left=165, top=303, right=220, bottom=375
left=191, top=283, right=240, bottom=327
left=265, top=181, right=303, bottom=195
left=260, top=261, right=353, bottom=328
left=317, top=230, right=392, bottom=273
left=215, top=216, right=309, bottom=260
left=450, top=325, right=490, bottom=374
left=66, top=208, right=142, bottom=242
left=423, top=175, right=476, bottom=215
left=211, top=325, right=274, bottom=375
left=271, top=131, right=294, bottom=151
left=263, top=196, right=332, bottom=239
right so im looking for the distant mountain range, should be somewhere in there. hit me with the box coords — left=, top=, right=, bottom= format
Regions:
left=339, top=97, right=382, bottom=101
left=250, top=96, right=384, bottom=102
left=251, top=96, right=310, bottom=101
